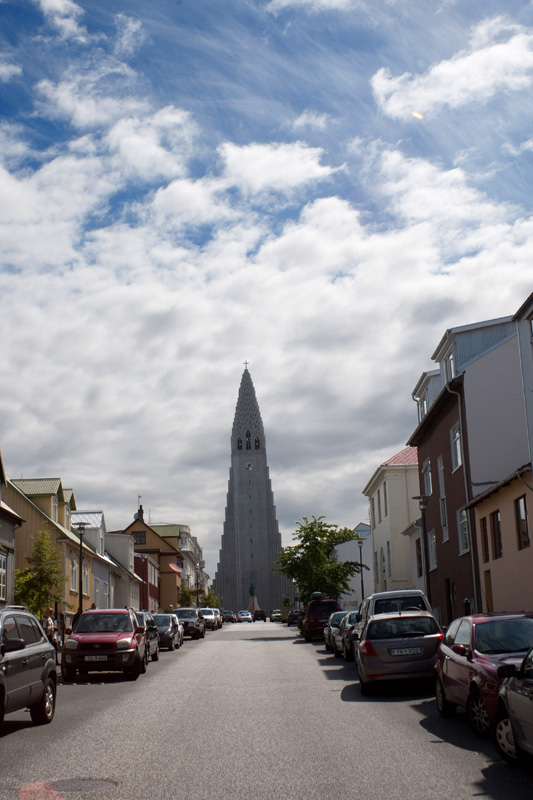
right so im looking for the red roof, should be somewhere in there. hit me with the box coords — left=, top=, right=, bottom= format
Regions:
left=382, top=446, right=418, bottom=467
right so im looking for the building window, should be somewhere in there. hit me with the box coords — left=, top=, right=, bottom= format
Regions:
left=255, top=437, right=260, bottom=449
left=480, top=517, right=490, bottom=562
left=515, top=495, right=530, bottom=550
left=70, top=555, right=78, bottom=592
left=134, top=530, right=146, bottom=545
left=103, top=582, right=109, bottom=608
left=418, top=391, right=428, bottom=422
left=457, top=510, right=470, bottom=554
left=83, top=559, right=89, bottom=595
left=377, top=490, right=382, bottom=523
left=52, top=495, right=58, bottom=522
left=0, top=554, right=6, bottom=601
left=437, top=455, right=448, bottom=541
left=386, top=541, right=391, bottom=576
left=444, top=352, right=455, bottom=382
left=371, top=498, right=376, bottom=529
left=94, top=577, right=100, bottom=607
left=450, top=423, right=462, bottom=471
left=65, top=506, right=70, bottom=530
left=383, top=481, right=388, bottom=516
left=237, top=438, right=242, bottom=450
left=415, top=538, right=423, bottom=578
left=422, top=460, right=432, bottom=496
left=428, top=530, right=437, bottom=569
left=246, top=431, right=251, bottom=450
left=490, top=510, right=503, bottom=559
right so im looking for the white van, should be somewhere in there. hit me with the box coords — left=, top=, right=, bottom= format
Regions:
left=356, top=589, right=432, bottom=637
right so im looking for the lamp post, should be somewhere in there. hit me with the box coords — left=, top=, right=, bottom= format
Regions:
left=76, top=521, right=87, bottom=617
left=357, top=538, right=365, bottom=602
left=413, top=496, right=431, bottom=605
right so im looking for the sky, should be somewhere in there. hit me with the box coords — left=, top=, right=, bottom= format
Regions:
left=1, top=0, right=532, bottom=580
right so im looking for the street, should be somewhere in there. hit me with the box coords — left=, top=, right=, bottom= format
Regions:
left=0, top=622, right=531, bottom=800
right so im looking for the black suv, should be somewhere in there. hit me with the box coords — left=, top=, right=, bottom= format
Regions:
left=174, top=608, right=206, bottom=639
left=135, top=611, right=160, bottom=662
left=253, top=610, right=266, bottom=621
left=0, top=605, right=58, bottom=727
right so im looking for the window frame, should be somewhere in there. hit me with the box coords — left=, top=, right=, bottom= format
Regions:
left=450, top=422, right=462, bottom=472
left=515, top=495, right=530, bottom=550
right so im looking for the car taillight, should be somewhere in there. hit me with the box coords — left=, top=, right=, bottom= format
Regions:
left=359, top=640, right=377, bottom=657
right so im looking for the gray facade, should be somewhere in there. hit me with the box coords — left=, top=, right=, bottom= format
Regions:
left=213, top=368, right=292, bottom=613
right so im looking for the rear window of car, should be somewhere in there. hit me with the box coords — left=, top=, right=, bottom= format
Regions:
left=367, top=617, right=439, bottom=639
left=373, top=596, right=427, bottom=614
left=309, top=602, right=339, bottom=615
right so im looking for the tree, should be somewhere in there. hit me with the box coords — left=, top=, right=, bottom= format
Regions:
left=273, top=516, right=363, bottom=605
left=178, top=585, right=195, bottom=607
left=14, top=529, right=65, bottom=620
left=199, top=589, right=221, bottom=609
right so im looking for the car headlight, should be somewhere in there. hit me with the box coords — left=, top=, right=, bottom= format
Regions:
left=65, top=638, right=79, bottom=650
left=116, top=638, right=134, bottom=650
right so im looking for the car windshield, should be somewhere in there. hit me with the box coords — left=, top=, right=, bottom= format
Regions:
left=330, top=612, right=346, bottom=625
left=176, top=610, right=196, bottom=619
left=373, top=597, right=426, bottom=614
left=367, top=617, right=439, bottom=639
left=153, top=615, right=171, bottom=626
left=475, top=618, right=533, bottom=654
left=75, top=613, right=132, bottom=633
left=202, top=610, right=214, bottom=616
left=310, top=602, right=338, bottom=615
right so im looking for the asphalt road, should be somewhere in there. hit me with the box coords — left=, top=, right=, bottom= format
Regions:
left=1, top=622, right=531, bottom=800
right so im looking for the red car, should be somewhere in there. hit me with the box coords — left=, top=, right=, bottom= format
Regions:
left=435, top=612, right=533, bottom=735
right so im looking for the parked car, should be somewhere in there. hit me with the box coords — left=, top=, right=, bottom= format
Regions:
left=270, top=609, right=282, bottom=622
left=0, top=605, right=58, bottom=727
left=355, top=589, right=432, bottom=638
left=214, top=608, right=223, bottom=628
left=287, top=609, right=303, bottom=626
left=253, top=610, right=266, bottom=621
left=435, top=612, right=533, bottom=735
left=222, top=610, right=237, bottom=623
left=238, top=611, right=253, bottom=623
left=493, top=645, right=533, bottom=764
left=302, top=598, right=341, bottom=642
left=153, top=613, right=182, bottom=650
left=199, top=608, right=217, bottom=630
left=333, top=611, right=359, bottom=660
left=62, top=608, right=147, bottom=682
left=357, top=611, right=443, bottom=695
left=135, top=611, right=160, bottom=661
left=174, top=608, right=206, bottom=639
left=324, top=611, right=347, bottom=651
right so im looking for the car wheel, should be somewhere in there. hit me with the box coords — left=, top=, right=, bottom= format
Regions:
left=152, top=645, right=159, bottom=662
left=125, top=657, right=141, bottom=681
left=140, top=649, right=147, bottom=674
left=29, top=677, right=56, bottom=725
left=333, top=639, right=341, bottom=658
left=324, top=638, right=331, bottom=651
left=343, top=642, right=354, bottom=661
left=304, top=630, right=312, bottom=642
left=169, top=639, right=175, bottom=651
left=175, top=635, right=180, bottom=649
left=435, top=677, right=456, bottom=718
left=493, top=708, right=522, bottom=764
left=201, top=628, right=205, bottom=638
left=467, top=689, right=490, bottom=736
left=359, top=676, right=370, bottom=696
left=62, top=666, right=76, bottom=682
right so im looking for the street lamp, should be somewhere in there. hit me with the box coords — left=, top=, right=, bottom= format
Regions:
left=76, top=521, right=87, bottom=617
left=413, top=496, right=431, bottom=605
left=357, top=538, right=365, bottom=602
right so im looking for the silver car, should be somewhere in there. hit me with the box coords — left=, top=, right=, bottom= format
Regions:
left=494, top=645, right=533, bottom=764
left=357, top=610, right=443, bottom=695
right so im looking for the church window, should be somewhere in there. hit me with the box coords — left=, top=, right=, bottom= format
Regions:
left=255, top=437, right=260, bottom=449
left=246, top=431, right=251, bottom=450
left=237, top=438, right=242, bottom=450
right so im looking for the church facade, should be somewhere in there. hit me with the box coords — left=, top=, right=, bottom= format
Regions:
left=213, top=366, right=293, bottom=614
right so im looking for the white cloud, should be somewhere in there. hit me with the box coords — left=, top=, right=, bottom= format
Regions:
left=267, top=0, right=362, bottom=11
left=291, top=110, right=330, bottom=131
left=34, top=0, right=88, bottom=42
left=0, top=61, right=22, bottom=82
left=113, top=14, right=146, bottom=58
left=371, top=17, right=533, bottom=118
left=219, top=141, right=339, bottom=195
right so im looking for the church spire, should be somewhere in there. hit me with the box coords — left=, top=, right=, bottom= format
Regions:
left=232, top=367, right=265, bottom=455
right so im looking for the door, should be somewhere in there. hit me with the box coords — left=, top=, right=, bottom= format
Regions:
left=1, top=615, right=31, bottom=711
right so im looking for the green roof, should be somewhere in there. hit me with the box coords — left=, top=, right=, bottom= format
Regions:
left=11, top=478, right=64, bottom=501
left=150, top=524, right=182, bottom=538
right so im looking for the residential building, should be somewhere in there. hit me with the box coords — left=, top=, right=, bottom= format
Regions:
left=362, top=447, right=420, bottom=594
left=71, top=511, right=114, bottom=610
left=332, top=522, right=372, bottom=609
left=467, top=465, right=533, bottom=613
left=408, top=312, right=530, bottom=625
left=104, top=530, right=141, bottom=610
left=149, top=523, right=208, bottom=600
left=0, top=450, right=23, bottom=607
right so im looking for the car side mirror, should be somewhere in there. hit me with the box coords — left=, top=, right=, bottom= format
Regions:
left=355, top=613, right=361, bottom=622
left=65, top=627, right=72, bottom=635
left=451, top=644, right=467, bottom=657
left=135, top=625, right=145, bottom=634
left=1, top=638, right=26, bottom=654
left=498, top=663, right=517, bottom=679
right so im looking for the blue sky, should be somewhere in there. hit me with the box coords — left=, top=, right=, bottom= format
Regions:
left=1, top=0, right=532, bottom=578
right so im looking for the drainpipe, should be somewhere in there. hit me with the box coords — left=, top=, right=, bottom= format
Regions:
left=445, top=382, right=480, bottom=613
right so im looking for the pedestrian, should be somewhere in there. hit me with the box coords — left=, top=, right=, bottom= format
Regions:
left=43, top=607, right=57, bottom=651
left=90, top=603, right=96, bottom=609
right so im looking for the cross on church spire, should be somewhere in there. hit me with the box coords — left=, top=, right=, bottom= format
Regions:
left=243, top=360, right=249, bottom=370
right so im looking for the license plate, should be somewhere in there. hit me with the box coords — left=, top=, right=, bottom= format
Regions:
left=85, top=655, right=108, bottom=662
left=390, top=647, right=421, bottom=656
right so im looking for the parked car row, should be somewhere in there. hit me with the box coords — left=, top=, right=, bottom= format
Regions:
left=316, top=590, right=533, bottom=766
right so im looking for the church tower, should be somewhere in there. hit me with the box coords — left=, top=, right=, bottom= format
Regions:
left=213, top=366, right=292, bottom=613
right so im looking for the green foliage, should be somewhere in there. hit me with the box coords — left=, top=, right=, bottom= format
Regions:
left=199, top=589, right=221, bottom=609
left=178, top=585, right=195, bottom=607
left=14, top=529, right=65, bottom=619
left=274, top=516, right=362, bottom=605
